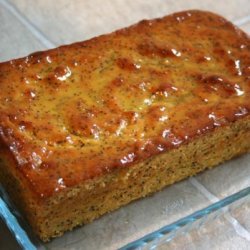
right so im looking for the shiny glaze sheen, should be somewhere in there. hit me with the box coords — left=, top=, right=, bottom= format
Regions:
left=0, top=10, right=249, bottom=198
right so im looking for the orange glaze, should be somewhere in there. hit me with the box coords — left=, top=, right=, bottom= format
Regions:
left=0, top=10, right=249, bottom=198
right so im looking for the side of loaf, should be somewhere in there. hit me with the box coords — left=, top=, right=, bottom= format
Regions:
left=0, top=10, right=249, bottom=241
left=0, top=117, right=250, bottom=240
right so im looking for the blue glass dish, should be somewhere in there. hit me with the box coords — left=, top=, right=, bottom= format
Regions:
left=1, top=154, right=250, bottom=250
left=120, top=186, right=250, bottom=250
left=1, top=185, right=249, bottom=250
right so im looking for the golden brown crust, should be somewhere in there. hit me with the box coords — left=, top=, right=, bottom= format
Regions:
left=0, top=10, right=250, bottom=241
left=0, top=10, right=250, bottom=198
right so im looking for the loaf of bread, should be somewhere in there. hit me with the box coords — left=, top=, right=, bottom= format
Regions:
left=0, top=10, right=249, bottom=241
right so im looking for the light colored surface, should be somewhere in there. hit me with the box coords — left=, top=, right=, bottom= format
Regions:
left=196, top=154, right=250, bottom=198
left=158, top=205, right=250, bottom=250
left=0, top=5, right=43, bottom=62
left=0, top=0, right=250, bottom=249
left=5, top=0, right=250, bottom=46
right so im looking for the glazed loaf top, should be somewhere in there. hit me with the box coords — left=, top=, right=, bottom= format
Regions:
left=0, top=10, right=249, bottom=198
